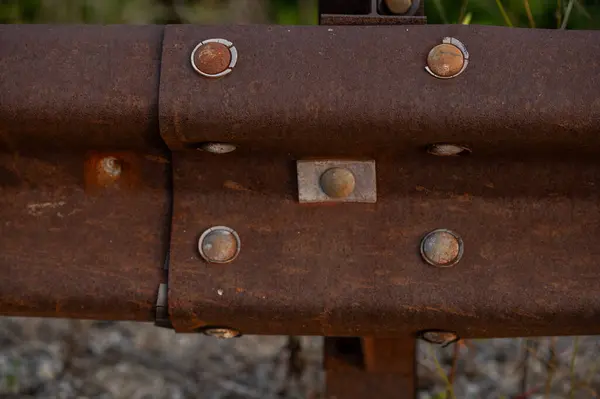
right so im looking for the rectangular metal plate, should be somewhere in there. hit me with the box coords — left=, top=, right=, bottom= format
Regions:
left=297, top=160, right=377, bottom=203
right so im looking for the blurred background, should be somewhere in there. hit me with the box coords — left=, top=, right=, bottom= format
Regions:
left=0, top=0, right=600, bottom=28
left=1, top=1, right=600, bottom=398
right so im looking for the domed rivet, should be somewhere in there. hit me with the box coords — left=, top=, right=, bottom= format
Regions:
left=426, top=37, right=469, bottom=79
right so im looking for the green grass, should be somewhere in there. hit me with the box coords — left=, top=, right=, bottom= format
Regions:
left=1, top=0, right=599, bottom=28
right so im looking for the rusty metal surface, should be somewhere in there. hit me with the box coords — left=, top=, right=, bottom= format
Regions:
left=159, top=25, right=600, bottom=155
left=0, top=151, right=170, bottom=321
left=168, top=152, right=600, bottom=336
left=324, top=337, right=415, bottom=398
left=3, top=23, right=600, bottom=339
left=0, top=25, right=165, bottom=153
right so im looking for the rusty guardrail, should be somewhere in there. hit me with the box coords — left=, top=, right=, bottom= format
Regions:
left=3, top=23, right=600, bottom=335
left=1, top=19, right=600, bottom=398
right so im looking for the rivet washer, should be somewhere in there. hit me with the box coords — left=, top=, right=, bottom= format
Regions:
left=420, top=229, right=463, bottom=267
left=191, top=38, right=238, bottom=78
left=426, top=37, right=469, bottom=79
left=198, top=226, right=241, bottom=264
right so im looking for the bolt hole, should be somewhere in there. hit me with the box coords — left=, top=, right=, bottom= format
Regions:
left=426, top=143, right=472, bottom=157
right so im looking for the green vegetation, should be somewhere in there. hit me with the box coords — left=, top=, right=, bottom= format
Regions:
left=0, top=0, right=599, bottom=28
left=427, top=0, right=600, bottom=29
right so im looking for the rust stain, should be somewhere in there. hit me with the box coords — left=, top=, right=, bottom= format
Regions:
left=144, top=155, right=170, bottom=164
left=511, top=309, right=543, bottom=320
left=26, top=201, right=66, bottom=216
left=479, top=242, right=495, bottom=260
left=223, top=180, right=251, bottom=192
left=84, top=152, right=141, bottom=194
left=403, top=305, right=476, bottom=318
left=283, top=267, right=310, bottom=275
left=187, top=319, right=210, bottom=331
left=446, top=205, right=469, bottom=214
left=451, top=193, right=473, bottom=202
left=389, top=276, right=412, bottom=286
left=532, top=225, right=562, bottom=239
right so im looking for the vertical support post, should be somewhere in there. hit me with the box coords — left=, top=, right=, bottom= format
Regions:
left=324, top=337, right=416, bottom=398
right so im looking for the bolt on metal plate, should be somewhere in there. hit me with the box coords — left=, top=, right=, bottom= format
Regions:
left=425, top=37, right=469, bottom=79
left=191, top=38, right=238, bottom=78
left=198, top=226, right=241, bottom=264
left=420, top=229, right=464, bottom=267
left=297, top=160, right=376, bottom=204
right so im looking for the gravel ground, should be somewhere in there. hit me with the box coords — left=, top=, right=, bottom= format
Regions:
left=0, top=317, right=599, bottom=398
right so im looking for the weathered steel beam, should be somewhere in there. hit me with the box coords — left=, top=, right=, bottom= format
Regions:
left=1, top=24, right=600, bottom=339
left=0, top=150, right=170, bottom=321
left=159, top=25, right=600, bottom=158
left=168, top=153, right=600, bottom=337
left=0, top=25, right=170, bottom=321
left=0, top=25, right=165, bottom=153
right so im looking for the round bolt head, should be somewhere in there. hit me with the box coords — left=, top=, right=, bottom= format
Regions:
left=320, top=167, right=356, bottom=199
left=191, top=39, right=238, bottom=78
left=427, top=43, right=464, bottom=78
left=427, top=143, right=471, bottom=157
left=384, top=0, right=413, bottom=14
left=194, top=42, right=231, bottom=75
left=421, top=330, right=459, bottom=346
left=202, top=327, right=241, bottom=339
left=199, top=142, right=237, bottom=154
left=100, top=156, right=121, bottom=177
left=198, top=226, right=241, bottom=264
left=421, top=229, right=463, bottom=267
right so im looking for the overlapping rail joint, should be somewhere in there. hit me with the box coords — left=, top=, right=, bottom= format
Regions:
left=1, top=23, right=600, bottom=341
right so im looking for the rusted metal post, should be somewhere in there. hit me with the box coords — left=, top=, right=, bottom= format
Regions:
left=325, top=337, right=416, bottom=398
